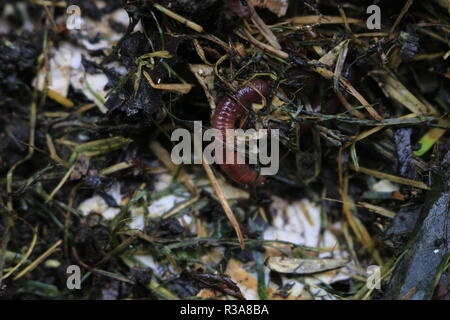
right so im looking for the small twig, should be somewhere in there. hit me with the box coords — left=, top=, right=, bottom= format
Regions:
left=237, top=28, right=289, bottom=60
left=314, top=67, right=384, bottom=122
left=13, top=240, right=62, bottom=280
left=337, top=5, right=352, bottom=33
left=45, top=88, right=74, bottom=108
left=214, top=54, right=236, bottom=91
left=162, top=195, right=200, bottom=220
left=357, top=202, right=396, bottom=218
left=245, top=0, right=281, bottom=50
left=287, top=15, right=365, bottom=26
left=390, top=0, right=415, bottom=36
left=350, top=165, right=431, bottom=190
left=143, top=71, right=193, bottom=94
left=1, top=227, right=38, bottom=281
left=153, top=3, right=204, bottom=33
left=200, top=153, right=245, bottom=249
left=46, top=164, right=76, bottom=203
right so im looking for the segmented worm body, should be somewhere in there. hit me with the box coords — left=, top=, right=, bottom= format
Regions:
left=211, top=79, right=269, bottom=186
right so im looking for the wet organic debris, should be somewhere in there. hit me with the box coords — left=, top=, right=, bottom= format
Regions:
left=383, top=151, right=450, bottom=300
left=0, top=0, right=449, bottom=300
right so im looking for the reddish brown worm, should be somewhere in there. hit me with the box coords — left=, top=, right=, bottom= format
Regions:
left=211, top=79, right=270, bottom=186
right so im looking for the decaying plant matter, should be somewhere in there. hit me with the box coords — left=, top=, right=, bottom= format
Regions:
left=0, top=0, right=449, bottom=300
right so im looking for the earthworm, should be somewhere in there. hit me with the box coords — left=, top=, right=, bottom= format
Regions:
left=211, top=79, right=270, bottom=186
